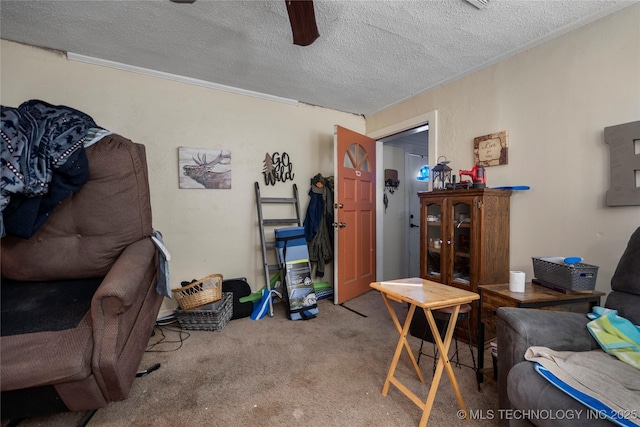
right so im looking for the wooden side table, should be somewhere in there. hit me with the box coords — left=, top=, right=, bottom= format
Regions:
left=477, top=282, right=604, bottom=382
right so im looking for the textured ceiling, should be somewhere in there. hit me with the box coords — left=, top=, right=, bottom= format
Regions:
left=0, top=0, right=634, bottom=116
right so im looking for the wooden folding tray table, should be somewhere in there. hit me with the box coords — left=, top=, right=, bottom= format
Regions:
left=370, top=277, right=480, bottom=426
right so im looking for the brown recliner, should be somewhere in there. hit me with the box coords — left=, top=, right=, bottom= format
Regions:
left=0, top=134, right=163, bottom=420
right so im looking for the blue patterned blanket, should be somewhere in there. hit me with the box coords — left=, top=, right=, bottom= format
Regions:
left=1, top=100, right=99, bottom=238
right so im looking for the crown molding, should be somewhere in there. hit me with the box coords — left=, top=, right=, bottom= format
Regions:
left=66, top=52, right=299, bottom=107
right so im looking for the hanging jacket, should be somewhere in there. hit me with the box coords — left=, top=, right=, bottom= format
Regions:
left=304, top=174, right=334, bottom=277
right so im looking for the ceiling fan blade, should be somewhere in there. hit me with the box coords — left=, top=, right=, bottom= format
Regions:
left=285, top=0, right=319, bottom=46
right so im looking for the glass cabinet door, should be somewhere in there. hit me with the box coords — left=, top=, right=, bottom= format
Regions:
left=451, top=200, right=472, bottom=288
left=424, top=201, right=443, bottom=280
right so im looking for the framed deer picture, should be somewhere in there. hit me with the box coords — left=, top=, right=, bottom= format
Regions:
left=178, top=147, right=231, bottom=189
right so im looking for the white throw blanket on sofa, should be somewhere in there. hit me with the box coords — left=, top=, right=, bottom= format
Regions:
left=525, top=346, right=640, bottom=425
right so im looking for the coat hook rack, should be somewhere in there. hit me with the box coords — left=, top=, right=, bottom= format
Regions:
left=384, top=169, right=400, bottom=194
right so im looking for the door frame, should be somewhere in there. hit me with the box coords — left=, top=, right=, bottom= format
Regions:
left=368, top=110, right=439, bottom=282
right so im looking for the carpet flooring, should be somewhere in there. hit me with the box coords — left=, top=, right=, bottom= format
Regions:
left=5, top=290, right=500, bottom=426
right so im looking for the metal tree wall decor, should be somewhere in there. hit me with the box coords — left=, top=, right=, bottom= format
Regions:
left=263, top=152, right=295, bottom=185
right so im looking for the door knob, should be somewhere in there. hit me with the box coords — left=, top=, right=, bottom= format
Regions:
left=334, top=203, right=344, bottom=209
left=332, top=222, right=346, bottom=228
left=410, top=223, right=419, bottom=228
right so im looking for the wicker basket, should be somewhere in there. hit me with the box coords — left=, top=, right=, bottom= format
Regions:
left=172, top=273, right=223, bottom=310
left=175, top=292, right=233, bottom=331
left=532, top=257, right=598, bottom=291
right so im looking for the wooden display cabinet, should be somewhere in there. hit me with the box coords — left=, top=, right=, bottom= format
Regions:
left=418, top=188, right=512, bottom=345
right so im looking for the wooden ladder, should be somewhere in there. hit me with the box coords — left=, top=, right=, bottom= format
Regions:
left=254, top=182, right=301, bottom=317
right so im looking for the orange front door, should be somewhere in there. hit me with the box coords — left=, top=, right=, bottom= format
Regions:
left=334, top=126, right=376, bottom=304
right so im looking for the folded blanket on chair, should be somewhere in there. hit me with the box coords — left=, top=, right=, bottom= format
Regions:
left=0, top=99, right=101, bottom=237
left=587, top=306, right=640, bottom=370
left=525, top=346, right=640, bottom=426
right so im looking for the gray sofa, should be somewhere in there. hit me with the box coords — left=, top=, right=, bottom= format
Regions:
left=497, top=226, right=640, bottom=426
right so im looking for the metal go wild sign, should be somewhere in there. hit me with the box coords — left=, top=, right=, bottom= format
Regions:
left=263, top=152, right=295, bottom=186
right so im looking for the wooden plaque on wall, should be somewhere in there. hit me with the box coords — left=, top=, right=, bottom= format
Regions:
left=474, top=131, right=508, bottom=167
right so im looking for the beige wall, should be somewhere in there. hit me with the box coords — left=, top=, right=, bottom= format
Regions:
left=2, top=3, right=639, bottom=313
left=368, top=4, right=640, bottom=294
left=1, top=40, right=364, bottom=316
